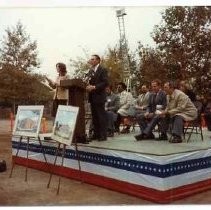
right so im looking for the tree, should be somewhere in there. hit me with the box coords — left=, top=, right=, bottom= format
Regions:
left=0, top=64, right=52, bottom=111
left=102, top=47, right=123, bottom=88
left=70, top=47, right=124, bottom=90
left=70, top=56, right=90, bottom=78
left=0, top=22, right=52, bottom=111
left=137, top=43, right=167, bottom=85
left=70, top=46, right=139, bottom=93
left=0, top=21, right=40, bottom=72
left=152, top=6, right=211, bottom=96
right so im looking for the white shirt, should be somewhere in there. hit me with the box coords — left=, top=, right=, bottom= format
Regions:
left=93, top=64, right=100, bottom=73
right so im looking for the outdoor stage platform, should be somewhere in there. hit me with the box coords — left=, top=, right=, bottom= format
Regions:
left=12, top=129, right=211, bottom=203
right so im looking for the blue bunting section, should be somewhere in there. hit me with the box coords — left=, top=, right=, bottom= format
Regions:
left=12, top=140, right=211, bottom=178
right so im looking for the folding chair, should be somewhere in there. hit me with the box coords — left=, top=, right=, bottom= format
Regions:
left=184, top=101, right=204, bottom=142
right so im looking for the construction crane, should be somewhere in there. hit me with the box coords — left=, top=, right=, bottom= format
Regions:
left=116, top=8, right=132, bottom=92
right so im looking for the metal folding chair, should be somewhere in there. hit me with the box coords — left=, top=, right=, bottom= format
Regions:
left=184, top=101, right=204, bottom=142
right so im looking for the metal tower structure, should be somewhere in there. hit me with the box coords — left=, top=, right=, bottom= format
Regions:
left=116, top=8, right=131, bottom=90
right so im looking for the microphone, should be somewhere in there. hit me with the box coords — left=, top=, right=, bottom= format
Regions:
left=83, top=69, right=95, bottom=84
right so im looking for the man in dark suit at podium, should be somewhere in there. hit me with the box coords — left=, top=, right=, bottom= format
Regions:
left=86, top=54, right=109, bottom=141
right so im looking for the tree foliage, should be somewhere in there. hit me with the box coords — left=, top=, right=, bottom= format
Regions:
left=70, top=47, right=125, bottom=89
left=0, top=21, right=40, bottom=72
left=70, top=56, right=90, bottom=78
left=152, top=6, right=211, bottom=96
left=0, top=22, right=52, bottom=108
left=137, top=43, right=166, bottom=85
left=0, top=64, right=52, bottom=106
left=101, top=47, right=123, bottom=88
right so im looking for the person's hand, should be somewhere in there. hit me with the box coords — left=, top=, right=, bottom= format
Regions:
left=86, top=85, right=96, bottom=92
left=144, top=112, right=149, bottom=118
left=45, top=75, right=52, bottom=84
left=135, top=105, right=143, bottom=110
left=147, top=113, right=154, bottom=118
left=157, top=110, right=168, bottom=118
left=135, top=105, right=141, bottom=110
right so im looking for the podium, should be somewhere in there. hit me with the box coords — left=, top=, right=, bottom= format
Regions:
left=60, top=79, right=87, bottom=143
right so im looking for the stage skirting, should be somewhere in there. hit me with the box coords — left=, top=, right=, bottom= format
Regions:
left=11, top=136, right=211, bottom=203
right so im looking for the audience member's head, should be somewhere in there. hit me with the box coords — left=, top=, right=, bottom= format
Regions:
left=151, top=79, right=162, bottom=93
left=139, top=84, right=148, bottom=94
left=117, top=82, right=127, bottom=93
left=105, top=85, right=113, bottom=94
left=179, top=80, right=196, bottom=101
left=163, top=81, right=177, bottom=95
left=179, top=80, right=192, bottom=92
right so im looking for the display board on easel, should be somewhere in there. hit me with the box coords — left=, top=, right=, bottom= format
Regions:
left=47, top=105, right=81, bottom=194
left=13, top=105, right=44, bottom=137
left=52, top=105, right=79, bottom=145
left=10, top=105, right=48, bottom=181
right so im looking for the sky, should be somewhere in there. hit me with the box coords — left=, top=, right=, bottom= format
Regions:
left=0, top=1, right=209, bottom=80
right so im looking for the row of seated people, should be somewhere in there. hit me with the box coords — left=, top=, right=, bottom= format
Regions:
left=135, top=80, right=200, bottom=143
left=105, top=81, right=153, bottom=137
left=105, top=82, right=143, bottom=136
left=104, top=79, right=202, bottom=143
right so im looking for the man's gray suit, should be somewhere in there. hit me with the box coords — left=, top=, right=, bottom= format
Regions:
left=105, top=92, right=120, bottom=133
left=137, top=90, right=167, bottom=137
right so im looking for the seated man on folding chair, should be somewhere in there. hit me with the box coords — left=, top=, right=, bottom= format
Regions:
left=105, top=85, right=120, bottom=137
left=134, top=79, right=167, bottom=141
left=158, top=81, right=198, bottom=143
left=115, top=82, right=135, bottom=134
left=134, top=84, right=150, bottom=116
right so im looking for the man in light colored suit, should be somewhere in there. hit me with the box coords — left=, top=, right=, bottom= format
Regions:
left=134, top=84, right=150, bottom=116
left=158, top=81, right=198, bottom=143
left=115, top=82, right=135, bottom=133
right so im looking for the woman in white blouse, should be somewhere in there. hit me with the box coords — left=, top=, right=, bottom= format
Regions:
left=46, top=63, right=70, bottom=117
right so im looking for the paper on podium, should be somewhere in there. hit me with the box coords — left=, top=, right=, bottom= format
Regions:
left=155, top=110, right=162, bottom=115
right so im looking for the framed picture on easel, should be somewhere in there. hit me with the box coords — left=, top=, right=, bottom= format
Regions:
left=13, top=105, right=44, bottom=138
left=10, top=105, right=47, bottom=182
left=52, top=105, right=79, bottom=146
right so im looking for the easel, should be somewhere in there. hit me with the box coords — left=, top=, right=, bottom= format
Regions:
left=9, top=135, right=48, bottom=181
left=47, top=139, right=83, bottom=195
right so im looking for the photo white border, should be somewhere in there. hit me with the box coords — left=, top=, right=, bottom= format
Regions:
left=52, top=105, right=79, bottom=145
left=0, top=0, right=210, bottom=7
left=12, top=105, right=44, bottom=138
